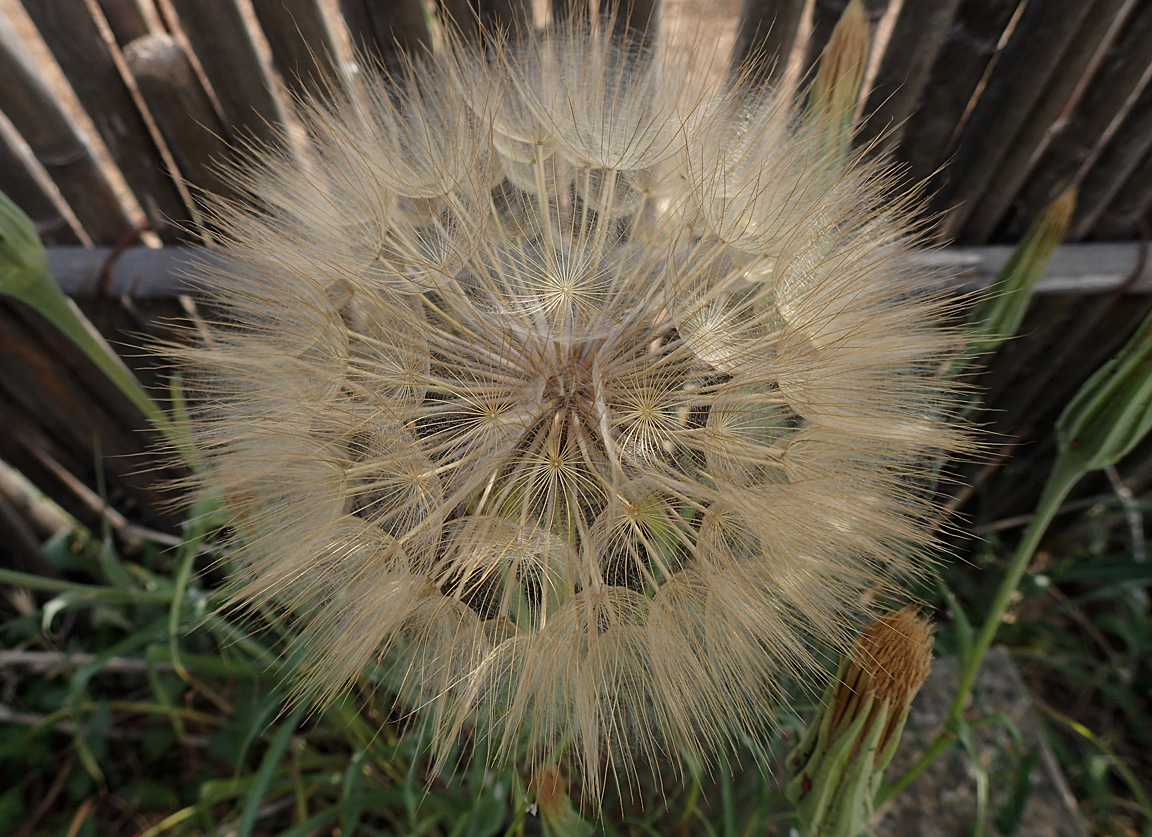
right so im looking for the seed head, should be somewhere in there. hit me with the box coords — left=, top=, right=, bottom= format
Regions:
left=177, top=15, right=969, bottom=795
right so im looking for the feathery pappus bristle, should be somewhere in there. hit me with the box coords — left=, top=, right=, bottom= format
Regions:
left=173, top=11, right=971, bottom=797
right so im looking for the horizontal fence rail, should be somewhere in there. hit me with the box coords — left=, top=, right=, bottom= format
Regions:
left=39, top=242, right=1152, bottom=299
left=2, top=0, right=1152, bottom=552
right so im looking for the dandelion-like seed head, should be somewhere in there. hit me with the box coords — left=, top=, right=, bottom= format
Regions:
left=180, top=13, right=969, bottom=795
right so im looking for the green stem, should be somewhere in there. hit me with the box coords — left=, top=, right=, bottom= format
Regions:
left=949, top=456, right=1082, bottom=717
left=0, top=566, right=153, bottom=597
left=0, top=566, right=227, bottom=606
left=878, top=454, right=1085, bottom=806
left=876, top=728, right=953, bottom=805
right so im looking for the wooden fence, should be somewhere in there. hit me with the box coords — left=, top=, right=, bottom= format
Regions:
left=2, top=0, right=1152, bottom=572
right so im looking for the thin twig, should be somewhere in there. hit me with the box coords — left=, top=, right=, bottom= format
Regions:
left=973, top=493, right=1114, bottom=534
left=1105, top=465, right=1146, bottom=565
left=0, top=649, right=175, bottom=674
left=0, top=704, right=210, bottom=746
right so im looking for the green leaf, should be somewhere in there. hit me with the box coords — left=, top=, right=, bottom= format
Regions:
left=0, top=188, right=49, bottom=299
left=0, top=788, right=24, bottom=834
left=0, top=188, right=172, bottom=436
left=994, top=748, right=1038, bottom=836
left=235, top=700, right=308, bottom=837
left=1056, top=560, right=1152, bottom=585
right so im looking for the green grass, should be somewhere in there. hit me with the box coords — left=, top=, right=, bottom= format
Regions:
left=2, top=468, right=1150, bottom=836
left=0, top=496, right=811, bottom=836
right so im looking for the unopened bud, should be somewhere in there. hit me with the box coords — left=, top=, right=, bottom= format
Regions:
left=807, top=0, right=870, bottom=162
left=970, top=187, right=1076, bottom=356
left=1056, top=306, right=1152, bottom=473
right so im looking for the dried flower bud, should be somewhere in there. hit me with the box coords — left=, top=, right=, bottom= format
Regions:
left=807, top=0, right=871, bottom=162
left=969, top=187, right=1076, bottom=356
left=533, top=765, right=594, bottom=837
left=787, top=607, right=934, bottom=836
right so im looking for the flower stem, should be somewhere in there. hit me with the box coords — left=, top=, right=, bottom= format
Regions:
left=877, top=454, right=1084, bottom=806
left=0, top=566, right=171, bottom=603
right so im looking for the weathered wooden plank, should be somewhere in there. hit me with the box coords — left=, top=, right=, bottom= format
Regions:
left=436, top=0, right=534, bottom=42
left=47, top=246, right=195, bottom=297
left=123, top=34, right=238, bottom=206
left=729, top=0, right=806, bottom=86
left=94, top=0, right=151, bottom=45
left=166, top=0, right=286, bottom=148
left=0, top=306, right=139, bottom=455
left=478, top=0, right=535, bottom=33
left=248, top=0, right=341, bottom=101
left=548, top=0, right=575, bottom=20
left=972, top=0, right=1150, bottom=243
left=0, top=398, right=108, bottom=537
left=933, top=0, right=1095, bottom=240
left=855, top=0, right=963, bottom=154
left=19, top=0, right=193, bottom=241
left=932, top=242, right=1150, bottom=293
left=1092, top=145, right=1152, bottom=239
left=0, top=460, right=72, bottom=542
left=0, top=14, right=135, bottom=244
left=894, top=0, right=1021, bottom=189
left=338, top=0, right=431, bottom=69
left=435, top=0, right=474, bottom=41
left=0, top=298, right=180, bottom=532
left=0, top=387, right=162, bottom=540
left=0, top=118, right=84, bottom=246
left=1070, top=67, right=1152, bottom=238
left=547, top=0, right=656, bottom=30
left=803, top=0, right=887, bottom=79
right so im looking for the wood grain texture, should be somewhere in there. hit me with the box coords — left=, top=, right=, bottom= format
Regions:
left=729, top=0, right=806, bottom=86
left=123, top=33, right=238, bottom=206
left=975, top=0, right=1150, bottom=243
left=855, top=0, right=963, bottom=154
left=0, top=13, right=135, bottom=244
left=19, top=0, right=192, bottom=240
left=933, top=0, right=1094, bottom=240
left=166, top=0, right=286, bottom=148
left=93, top=0, right=152, bottom=45
left=1092, top=145, right=1152, bottom=239
left=0, top=119, right=84, bottom=246
left=894, top=0, right=1021, bottom=191
left=338, top=0, right=431, bottom=71
left=248, top=0, right=341, bottom=100
left=0, top=298, right=183, bottom=533
left=1071, top=65, right=1152, bottom=238
left=477, top=0, right=535, bottom=33
left=973, top=292, right=1152, bottom=519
